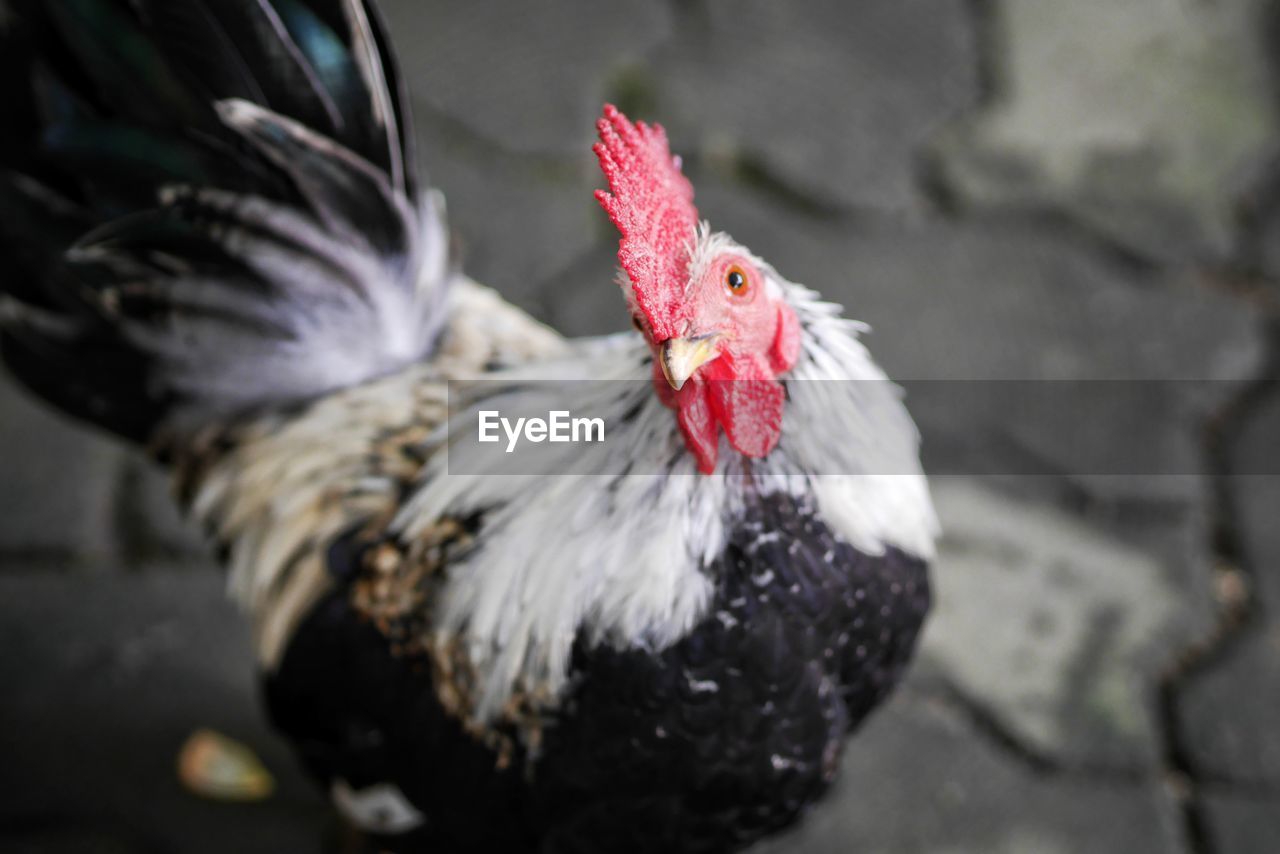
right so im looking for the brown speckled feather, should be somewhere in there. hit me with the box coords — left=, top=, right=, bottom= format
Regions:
left=176, top=280, right=565, bottom=670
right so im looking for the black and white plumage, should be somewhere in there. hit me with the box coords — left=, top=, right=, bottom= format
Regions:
left=0, top=0, right=442, bottom=442
left=0, top=3, right=937, bottom=853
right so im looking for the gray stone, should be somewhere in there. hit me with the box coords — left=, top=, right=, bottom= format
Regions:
left=379, top=0, right=671, bottom=155
left=750, top=687, right=1184, bottom=854
left=415, top=108, right=602, bottom=324
left=652, top=0, right=978, bottom=212
left=918, top=480, right=1201, bottom=771
left=117, top=459, right=209, bottom=560
left=0, top=375, right=126, bottom=561
left=1203, top=791, right=1280, bottom=854
left=0, top=569, right=326, bottom=854
left=1183, top=393, right=1280, bottom=785
left=537, top=239, right=627, bottom=338
left=932, top=0, right=1278, bottom=263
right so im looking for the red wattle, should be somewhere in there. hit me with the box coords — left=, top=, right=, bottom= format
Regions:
left=705, top=355, right=785, bottom=460
left=676, top=386, right=720, bottom=474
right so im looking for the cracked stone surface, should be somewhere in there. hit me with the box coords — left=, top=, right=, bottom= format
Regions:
left=651, top=0, right=977, bottom=212
left=1183, top=393, right=1280, bottom=788
left=933, top=0, right=1278, bottom=263
left=378, top=0, right=671, bottom=156
left=918, top=480, right=1191, bottom=771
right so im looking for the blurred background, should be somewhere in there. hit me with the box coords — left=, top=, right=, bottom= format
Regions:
left=2, top=0, right=1278, bottom=852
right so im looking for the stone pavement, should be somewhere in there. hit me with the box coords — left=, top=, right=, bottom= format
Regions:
left=2, top=1, right=1279, bottom=852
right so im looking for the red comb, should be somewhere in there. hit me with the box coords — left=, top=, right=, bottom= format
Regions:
left=594, top=104, right=698, bottom=341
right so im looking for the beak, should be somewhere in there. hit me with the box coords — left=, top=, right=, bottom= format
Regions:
left=660, top=333, right=723, bottom=391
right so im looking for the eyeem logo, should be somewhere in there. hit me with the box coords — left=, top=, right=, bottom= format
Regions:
left=478, top=410, right=606, bottom=453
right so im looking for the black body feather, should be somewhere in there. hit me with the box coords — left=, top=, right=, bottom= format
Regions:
left=0, top=0, right=443, bottom=444
left=267, top=487, right=931, bottom=853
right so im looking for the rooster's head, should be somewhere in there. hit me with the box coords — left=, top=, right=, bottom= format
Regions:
left=594, top=105, right=801, bottom=474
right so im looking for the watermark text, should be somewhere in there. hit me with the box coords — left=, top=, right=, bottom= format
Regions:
left=478, top=410, right=606, bottom=453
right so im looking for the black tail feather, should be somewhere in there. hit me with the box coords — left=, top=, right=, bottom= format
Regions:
left=0, top=174, right=93, bottom=304
left=42, top=0, right=215, bottom=131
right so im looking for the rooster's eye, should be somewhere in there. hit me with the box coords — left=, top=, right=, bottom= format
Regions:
left=726, top=266, right=749, bottom=296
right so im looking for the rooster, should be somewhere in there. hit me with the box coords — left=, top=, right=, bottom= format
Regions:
left=0, top=1, right=937, bottom=852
